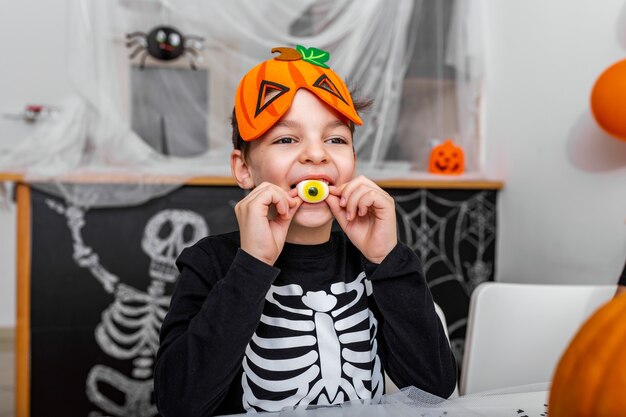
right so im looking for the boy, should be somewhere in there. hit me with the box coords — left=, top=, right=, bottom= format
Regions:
left=154, top=46, right=457, bottom=416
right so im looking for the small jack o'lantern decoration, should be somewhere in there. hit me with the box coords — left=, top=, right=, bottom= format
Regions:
left=428, top=139, right=465, bottom=175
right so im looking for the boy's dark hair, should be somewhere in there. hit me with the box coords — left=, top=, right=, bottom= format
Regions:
left=231, top=93, right=373, bottom=158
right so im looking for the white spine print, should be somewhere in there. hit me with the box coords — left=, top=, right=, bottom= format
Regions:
left=305, top=292, right=341, bottom=402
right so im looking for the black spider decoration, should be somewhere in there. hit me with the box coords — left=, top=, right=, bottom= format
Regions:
left=126, top=25, right=204, bottom=70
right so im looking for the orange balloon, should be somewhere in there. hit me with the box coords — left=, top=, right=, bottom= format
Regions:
left=590, top=59, right=626, bottom=141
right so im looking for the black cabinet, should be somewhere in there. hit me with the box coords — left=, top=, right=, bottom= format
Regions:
left=21, top=181, right=499, bottom=417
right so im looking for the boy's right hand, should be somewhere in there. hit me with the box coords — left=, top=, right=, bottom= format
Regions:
left=235, top=182, right=302, bottom=265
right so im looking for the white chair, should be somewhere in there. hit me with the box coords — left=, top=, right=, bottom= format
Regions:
left=460, top=282, right=616, bottom=395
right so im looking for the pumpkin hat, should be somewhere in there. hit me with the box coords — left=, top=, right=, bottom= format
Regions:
left=234, top=45, right=363, bottom=142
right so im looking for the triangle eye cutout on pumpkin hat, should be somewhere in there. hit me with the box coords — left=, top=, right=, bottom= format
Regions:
left=313, top=74, right=348, bottom=104
left=255, top=80, right=290, bottom=117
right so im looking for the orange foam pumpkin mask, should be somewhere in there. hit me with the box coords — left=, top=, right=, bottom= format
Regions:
left=234, top=45, right=363, bottom=142
left=428, top=139, right=465, bottom=175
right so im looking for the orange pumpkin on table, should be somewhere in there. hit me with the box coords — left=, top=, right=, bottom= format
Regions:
left=549, top=292, right=626, bottom=416
left=428, top=139, right=465, bottom=175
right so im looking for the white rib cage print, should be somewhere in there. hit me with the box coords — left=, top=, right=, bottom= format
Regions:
left=241, top=272, right=384, bottom=412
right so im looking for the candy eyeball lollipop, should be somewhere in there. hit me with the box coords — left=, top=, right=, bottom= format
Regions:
left=297, top=179, right=329, bottom=203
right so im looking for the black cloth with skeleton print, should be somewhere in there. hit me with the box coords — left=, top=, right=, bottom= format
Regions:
left=154, top=231, right=457, bottom=417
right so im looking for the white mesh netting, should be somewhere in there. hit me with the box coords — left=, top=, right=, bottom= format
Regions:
left=0, top=0, right=484, bottom=207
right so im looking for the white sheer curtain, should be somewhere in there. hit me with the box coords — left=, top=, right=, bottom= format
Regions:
left=0, top=0, right=484, bottom=207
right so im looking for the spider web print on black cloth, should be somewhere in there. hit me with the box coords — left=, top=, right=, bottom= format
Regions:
left=390, top=188, right=498, bottom=370
left=241, top=272, right=383, bottom=411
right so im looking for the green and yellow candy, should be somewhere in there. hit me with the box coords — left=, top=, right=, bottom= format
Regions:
left=296, top=180, right=329, bottom=203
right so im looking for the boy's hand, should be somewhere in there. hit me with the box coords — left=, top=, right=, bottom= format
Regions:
left=235, top=182, right=302, bottom=265
left=326, top=176, right=397, bottom=264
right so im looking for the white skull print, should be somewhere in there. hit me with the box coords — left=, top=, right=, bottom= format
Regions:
left=241, top=272, right=383, bottom=412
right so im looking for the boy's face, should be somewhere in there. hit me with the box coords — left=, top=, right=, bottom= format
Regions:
left=232, top=89, right=356, bottom=230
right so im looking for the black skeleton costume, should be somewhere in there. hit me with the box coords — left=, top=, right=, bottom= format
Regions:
left=154, top=231, right=457, bottom=416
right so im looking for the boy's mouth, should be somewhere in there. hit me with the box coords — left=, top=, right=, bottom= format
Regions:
left=289, top=176, right=332, bottom=190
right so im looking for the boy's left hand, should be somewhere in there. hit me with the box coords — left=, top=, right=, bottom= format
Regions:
left=326, top=175, right=397, bottom=264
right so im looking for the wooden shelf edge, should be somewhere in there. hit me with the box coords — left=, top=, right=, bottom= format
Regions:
left=373, top=178, right=503, bottom=190
left=1, top=172, right=503, bottom=190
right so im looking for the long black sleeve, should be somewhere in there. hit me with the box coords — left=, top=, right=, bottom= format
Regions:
left=365, top=242, right=458, bottom=398
left=154, top=237, right=279, bottom=417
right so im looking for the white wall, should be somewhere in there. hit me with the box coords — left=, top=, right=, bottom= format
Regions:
left=482, top=0, right=626, bottom=285
left=1, top=1, right=626, bottom=326
left=0, top=0, right=72, bottom=327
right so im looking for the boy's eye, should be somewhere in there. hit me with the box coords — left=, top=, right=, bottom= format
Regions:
left=273, top=137, right=296, bottom=144
left=326, top=137, right=348, bottom=144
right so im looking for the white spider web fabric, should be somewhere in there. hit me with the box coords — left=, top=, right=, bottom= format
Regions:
left=395, top=190, right=495, bottom=293
left=0, top=0, right=484, bottom=208
left=276, top=383, right=549, bottom=417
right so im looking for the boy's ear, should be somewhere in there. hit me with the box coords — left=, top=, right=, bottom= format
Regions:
left=231, top=150, right=255, bottom=190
